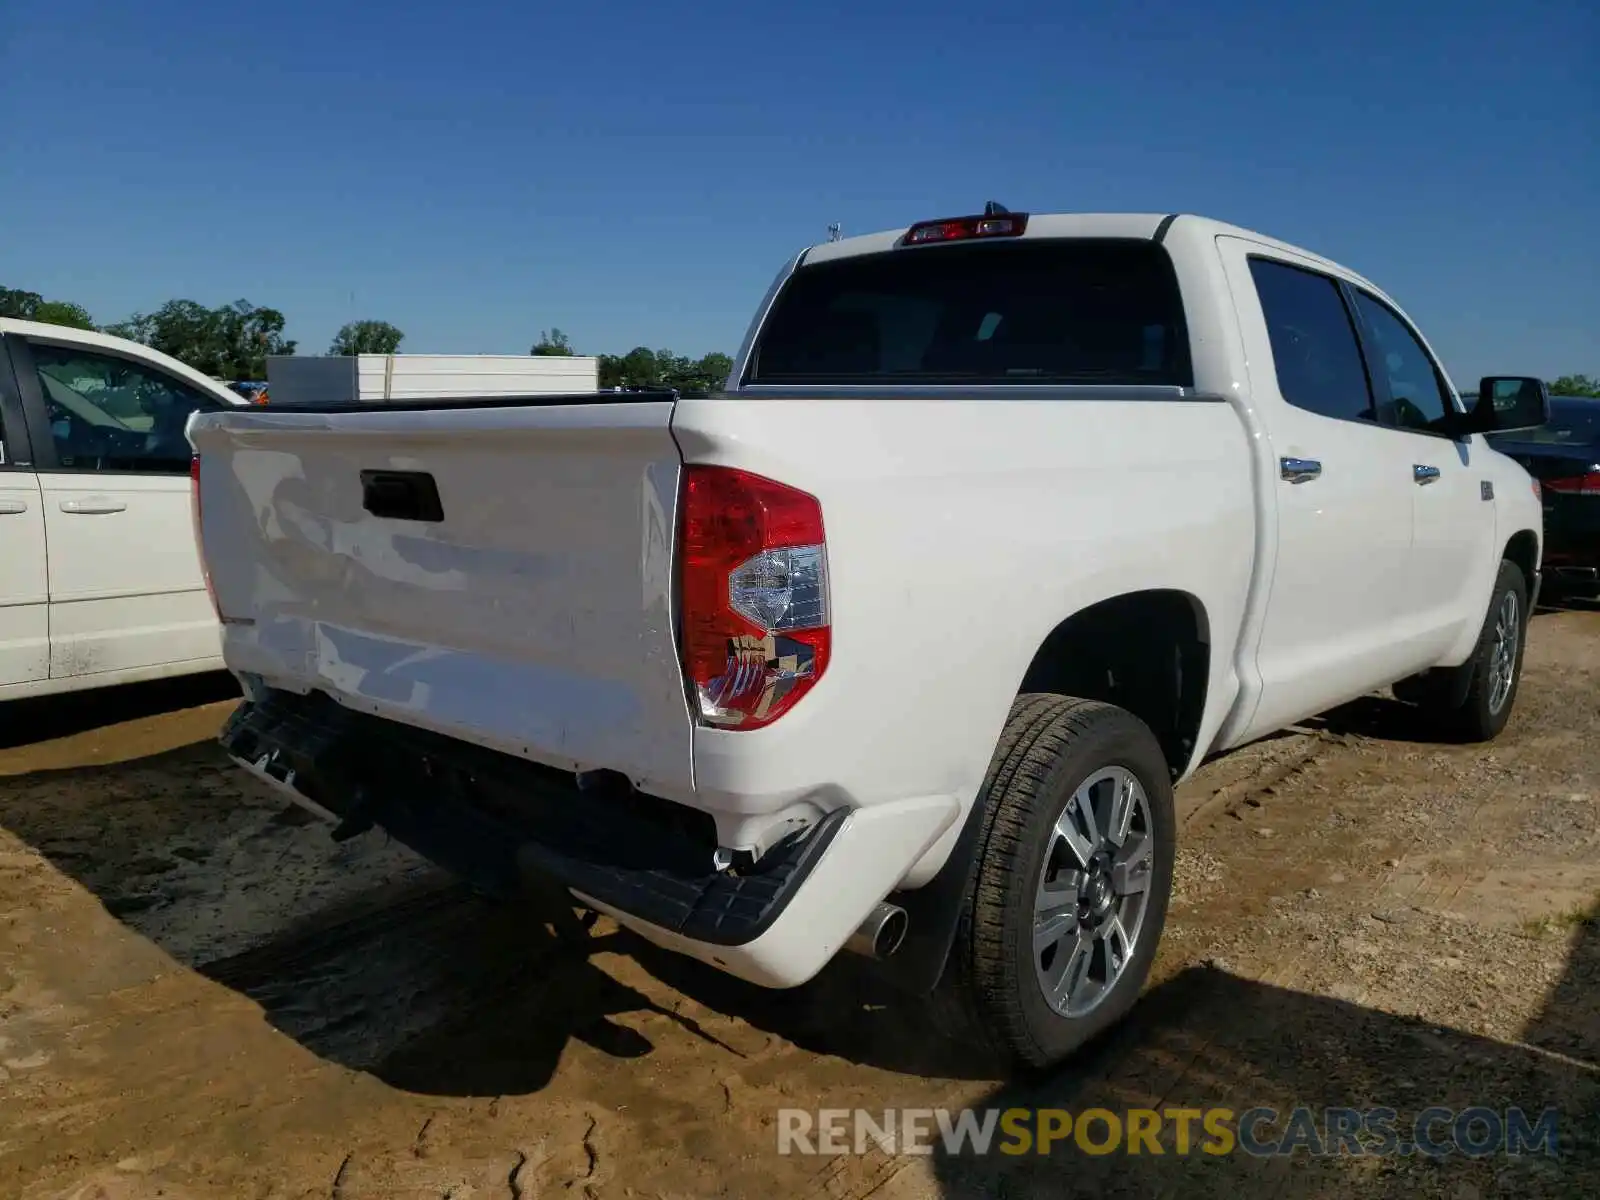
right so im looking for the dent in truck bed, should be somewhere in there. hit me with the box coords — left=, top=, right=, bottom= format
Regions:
left=220, top=690, right=848, bottom=945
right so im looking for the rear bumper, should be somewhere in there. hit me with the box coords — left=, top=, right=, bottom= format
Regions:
left=220, top=689, right=957, bottom=988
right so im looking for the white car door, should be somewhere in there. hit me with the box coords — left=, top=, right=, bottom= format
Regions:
left=1346, top=287, right=1496, bottom=661
left=12, top=335, right=223, bottom=681
left=1216, top=239, right=1420, bottom=744
left=0, top=356, right=48, bottom=689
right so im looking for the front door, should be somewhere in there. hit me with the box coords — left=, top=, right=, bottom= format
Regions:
left=10, top=336, right=223, bottom=680
left=0, top=351, right=48, bottom=688
left=1216, top=239, right=1419, bottom=744
left=1346, top=286, right=1494, bottom=662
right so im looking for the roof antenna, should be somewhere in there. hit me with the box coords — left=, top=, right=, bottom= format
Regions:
left=826, top=222, right=842, bottom=242
left=983, top=201, right=1010, bottom=216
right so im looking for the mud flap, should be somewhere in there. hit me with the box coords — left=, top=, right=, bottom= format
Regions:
left=865, top=791, right=992, bottom=996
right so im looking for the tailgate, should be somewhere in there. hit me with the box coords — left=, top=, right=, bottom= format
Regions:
left=187, top=398, right=694, bottom=797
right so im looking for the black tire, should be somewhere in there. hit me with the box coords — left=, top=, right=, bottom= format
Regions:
left=936, top=694, right=1176, bottom=1070
left=1398, top=559, right=1529, bottom=742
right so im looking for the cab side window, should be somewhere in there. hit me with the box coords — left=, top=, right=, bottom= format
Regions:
left=1349, top=290, right=1455, bottom=435
left=1248, top=258, right=1376, bottom=425
left=27, top=343, right=216, bottom=473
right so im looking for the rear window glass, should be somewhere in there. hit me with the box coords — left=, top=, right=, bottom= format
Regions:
left=747, top=239, right=1193, bottom=387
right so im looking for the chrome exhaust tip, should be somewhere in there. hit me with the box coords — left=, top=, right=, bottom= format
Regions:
left=845, top=902, right=909, bottom=960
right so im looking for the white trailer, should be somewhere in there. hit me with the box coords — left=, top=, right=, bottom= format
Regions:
left=265, top=354, right=600, bottom=405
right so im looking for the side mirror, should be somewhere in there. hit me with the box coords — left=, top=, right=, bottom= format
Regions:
left=1459, top=376, right=1551, bottom=435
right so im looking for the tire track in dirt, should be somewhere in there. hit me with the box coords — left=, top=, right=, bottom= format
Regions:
left=1180, top=729, right=1339, bottom=831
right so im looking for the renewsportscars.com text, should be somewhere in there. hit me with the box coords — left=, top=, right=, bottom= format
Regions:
left=776, top=1106, right=1560, bottom=1159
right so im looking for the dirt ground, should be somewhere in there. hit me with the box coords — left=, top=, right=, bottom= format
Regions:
left=2, top=601, right=1598, bottom=1200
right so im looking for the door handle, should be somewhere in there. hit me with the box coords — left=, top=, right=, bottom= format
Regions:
left=1280, top=457, right=1322, bottom=484
left=59, top=498, right=128, bottom=515
left=0, top=499, right=27, bottom=515
left=1413, top=464, right=1441, bottom=486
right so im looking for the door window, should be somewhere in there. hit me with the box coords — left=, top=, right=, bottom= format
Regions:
left=27, top=342, right=216, bottom=472
left=1349, top=290, right=1455, bottom=436
left=1247, top=258, right=1375, bottom=424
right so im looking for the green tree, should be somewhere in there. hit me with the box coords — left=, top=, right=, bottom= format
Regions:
left=597, top=346, right=661, bottom=389
left=653, top=349, right=693, bottom=385
left=1551, top=374, right=1600, bottom=398
left=531, top=327, right=574, bottom=356
left=105, top=300, right=210, bottom=363
left=108, top=298, right=296, bottom=379
left=691, top=352, right=734, bottom=390
left=658, top=350, right=734, bottom=394
left=32, top=300, right=96, bottom=330
left=330, top=320, right=405, bottom=356
left=0, top=287, right=45, bottom=319
left=215, top=300, right=295, bottom=379
left=1, top=287, right=95, bottom=329
left=596, top=346, right=733, bottom=392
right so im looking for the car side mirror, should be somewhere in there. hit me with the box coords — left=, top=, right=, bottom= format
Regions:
left=1458, top=376, right=1551, bottom=435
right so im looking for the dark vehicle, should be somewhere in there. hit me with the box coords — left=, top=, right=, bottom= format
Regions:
left=1489, top=395, right=1600, bottom=595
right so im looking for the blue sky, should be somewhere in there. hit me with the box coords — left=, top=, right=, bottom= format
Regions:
left=1, top=0, right=1594, bottom=380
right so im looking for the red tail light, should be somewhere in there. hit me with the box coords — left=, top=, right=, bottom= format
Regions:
left=191, top=456, right=221, bottom=619
left=679, top=466, right=830, bottom=730
left=1543, top=471, right=1600, bottom=496
left=904, top=213, right=1029, bottom=246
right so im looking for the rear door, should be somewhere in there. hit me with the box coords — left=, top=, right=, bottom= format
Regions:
left=0, top=339, right=48, bottom=688
left=1346, top=287, right=1493, bottom=660
left=9, top=334, right=224, bottom=680
left=1217, top=239, right=1419, bottom=740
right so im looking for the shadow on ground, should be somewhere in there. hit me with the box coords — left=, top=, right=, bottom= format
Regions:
left=0, top=674, right=988, bottom=1093
left=2, top=675, right=1598, bottom=1196
left=0, top=671, right=238, bottom=751
left=1295, top=594, right=1588, bottom=746
left=1303, top=695, right=1449, bottom=745
left=1537, top=589, right=1600, bottom=616
left=926, top=918, right=1600, bottom=1198
left=195, top=877, right=993, bottom=1094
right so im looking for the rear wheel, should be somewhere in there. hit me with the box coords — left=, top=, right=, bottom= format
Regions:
left=1394, top=559, right=1529, bottom=742
left=938, top=695, right=1175, bottom=1069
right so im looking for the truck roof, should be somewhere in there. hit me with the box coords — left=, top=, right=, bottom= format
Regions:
left=801, top=211, right=1382, bottom=296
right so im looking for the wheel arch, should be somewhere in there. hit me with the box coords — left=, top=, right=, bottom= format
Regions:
left=1016, top=588, right=1212, bottom=779
left=1504, top=528, right=1540, bottom=601
left=870, top=588, right=1210, bottom=998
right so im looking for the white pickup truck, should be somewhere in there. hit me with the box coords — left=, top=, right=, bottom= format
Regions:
left=189, top=210, right=1548, bottom=1069
left=0, top=320, right=245, bottom=700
